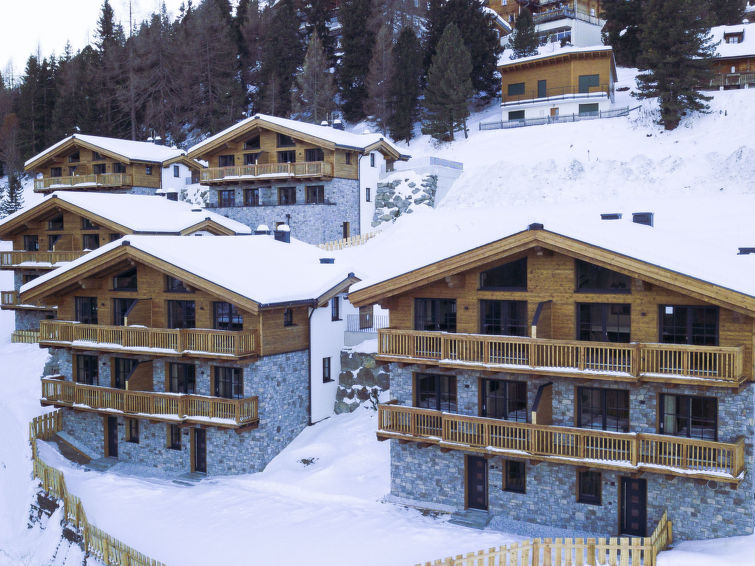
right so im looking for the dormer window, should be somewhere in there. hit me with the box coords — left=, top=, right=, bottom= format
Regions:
left=277, top=133, right=295, bottom=147
left=724, top=31, right=744, bottom=44
left=68, top=151, right=80, bottom=163
left=244, top=135, right=260, bottom=150
left=113, top=268, right=138, bottom=291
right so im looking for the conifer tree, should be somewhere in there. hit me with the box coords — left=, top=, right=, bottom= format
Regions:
left=1, top=172, right=24, bottom=217
left=635, top=0, right=716, bottom=130
left=338, top=0, right=375, bottom=122
left=387, top=26, right=422, bottom=143
left=509, top=8, right=539, bottom=59
left=601, top=0, right=643, bottom=67
left=365, top=24, right=395, bottom=134
left=708, top=0, right=746, bottom=25
left=303, top=0, right=337, bottom=65
left=238, top=0, right=265, bottom=112
left=292, top=34, right=337, bottom=123
left=95, top=0, right=129, bottom=137
left=421, top=23, right=473, bottom=141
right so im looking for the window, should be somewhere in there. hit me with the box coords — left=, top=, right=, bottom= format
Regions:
left=480, top=257, right=527, bottom=290
left=414, top=298, right=456, bottom=332
left=244, top=188, right=260, bottom=207
left=283, top=308, right=293, bottom=326
left=23, top=235, right=39, bottom=251
left=167, top=424, right=181, bottom=450
left=277, top=133, right=295, bottom=147
left=577, top=387, right=629, bottom=433
left=213, top=302, right=243, bottom=331
left=345, top=152, right=351, bottom=165
left=331, top=296, right=340, bottom=321
left=481, top=379, right=527, bottom=422
left=577, top=303, right=630, bottom=343
left=277, top=150, right=296, bottom=163
left=480, top=300, right=528, bottom=336
left=577, top=471, right=601, bottom=505
left=50, top=167, right=62, bottom=178
left=113, top=268, right=137, bottom=291
left=218, top=189, right=236, bottom=208
left=68, top=166, right=77, bottom=176
left=145, top=165, right=153, bottom=175
left=113, top=163, right=126, bottom=173
left=218, top=154, right=235, bottom=167
left=164, top=276, right=190, bottom=293
left=578, top=74, right=600, bottom=93
left=323, top=357, right=332, bottom=382
left=508, top=110, right=525, bottom=121
left=166, top=193, right=178, bottom=201
left=306, top=185, right=325, bottom=204
left=507, top=82, right=525, bottom=96
left=244, top=153, right=260, bottom=166
left=81, top=218, right=99, bottom=230
left=278, top=187, right=296, bottom=205
left=82, top=234, right=100, bottom=250
left=173, top=165, right=180, bottom=177
left=214, top=366, right=243, bottom=399
left=659, top=394, right=717, bottom=440
left=305, top=148, right=324, bottom=162
left=244, top=136, right=260, bottom=150
left=48, top=214, right=64, bottom=231
left=366, top=187, right=371, bottom=202
left=579, top=103, right=599, bottom=116
left=503, top=460, right=525, bottom=493
left=47, top=234, right=61, bottom=251
left=660, top=305, right=718, bottom=346
left=126, top=419, right=139, bottom=443
left=370, top=153, right=376, bottom=167
left=92, top=151, right=103, bottom=161
left=415, top=373, right=457, bottom=412
left=537, top=79, right=547, bottom=98
left=575, top=260, right=630, bottom=293
left=166, top=300, right=195, bottom=329
left=342, top=222, right=350, bottom=239
left=68, top=151, right=80, bottom=163
left=22, top=273, right=39, bottom=284
left=93, top=163, right=107, bottom=175
left=75, top=354, right=98, bottom=385
left=75, top=297, right=98, bottom=324
left=168, top=363, right=196, bottom=394
left=113, top=298, right=137, bottom=326
left=113, top=357, right=137, bottom=389
left=110, top=233, right=121, bottom=242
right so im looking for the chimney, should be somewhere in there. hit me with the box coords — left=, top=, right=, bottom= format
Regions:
left=274, top=224, right=291, bottom=243
left=254, top=224, right=271, bottom=235
left=632, top=212, right=653, bottom=226
left=528, top=222, right=544, bottom=230
left=600, top=213, right=622, bottom=220
left=332, top=119, right=344, bottom=131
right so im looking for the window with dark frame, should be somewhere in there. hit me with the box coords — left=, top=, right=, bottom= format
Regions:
left=47, top=234, right=61, bottom=251
left=366, top=187, right=371, bottom=202
left=81, top=217, right=99, bottom=230
left=126, top=419, right=139, bottom=443
left=306, top=185, right=325, bottom=204
left=503, top=460, right=526, bottom=493
left=479, top=258, right=527, bottom=290
left=331, top=296, right=340, bottom=320
left=218, top=189, right=236, bottom=208
left=113, top=163, right=126, bottom=173
left=345, top=152, right=351, bottom=165
left=305, top=148, right=324, bottom=162
left=575, top=260, right=630, bottom=293
left=113, top=298, right=137, bottom=326
left=48, top=214, right=64, bottom=230
left=577, top=387, right=629, bottom=433
left=68, top=166, right=77, bottom=176
left=110, top=233, right=121, bottom=242
left=277, top=133, right=295, bottom=147
left=23, top=235, right=39, bottom=251
left=244, top=136, right=260, bottom=150
left=507, top=82, right=525, bottom=96
left=145, top=165, right=153, bottom=175
left=323, top=357, right=332, bottom=383
left=415, top=373, right=457, bottom=412
left=50, top=167, right=62, bottom=178
left=283, top=308, right=293, bottom=326
left=173, top=165, right=180, bottom=177
left=214, top=366, right=244, bottom=399
left=659, top=305, right=718, bottom=346
left=113, top=357, right=137, bottom=389
left=414, top=298, right=456, bottom=332
left=93, top=163, right=107, bottom=175
left=342, top=222, right=350, bottom=239
left=370, top=153, right=376, bottom=167
left=82, top=234, right=100, bottom=250
left=278, top=187, right=296, bottom=205
left=244, top=153, right=260, bottom=166
left=165, top=276, right=192, bottom=293
left=577, top=303, right=631, bottom=343
left=92, top=151, right=103, bottom=161
left=213, top=302, right=243, bottom=331
left=168, top=363, right=196, bottom=394
left=75, top=354, right=98, bottom=385
left=481, top=379, right=527, bottom=422
left=168, top=424, right=182, bottom=450
left=480, top=300, right=528, bottom=336
left=68, top=151, right=80, bottom=163
left=75, top=296, right=98, bottom=324
left=578, top=74, right=600, bottom=93
left=577, top=470, right=601, bottom=505
left=659, top=394, right=717, bottom=440
left=277, top=150, right=297, bottom=163
left=218, top=154, right=235, bottom=167
left=244, top=188, right=260, bottom=207
left=113, top=268, right=137, bottom=291
left=166, top=300, right=196, bottom=329
left=22, top=273, right=39, bottom=284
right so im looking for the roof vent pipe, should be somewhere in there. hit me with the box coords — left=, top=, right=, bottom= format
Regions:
left=254, top=224, right=271, bottom=235
left=632, top=212, right=654, bottom=226
left=274, top=225, right=291, bottom=243
left=601, top=213, right=622, bottom=220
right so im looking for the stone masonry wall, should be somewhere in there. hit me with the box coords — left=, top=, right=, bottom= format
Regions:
left=335, top=350, right=390, bottom=414
left=373, top=173, right=436, bottom=227
left=387, top=362, right=755, bottom=541
left=15, top=310, right=53, bottom=331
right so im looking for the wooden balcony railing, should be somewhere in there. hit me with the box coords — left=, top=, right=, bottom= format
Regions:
left=378, top=404, right=745, bottom=482
left=42, top=378, right=258, bottom=428
left=39, top=320, right=259, bottom=358
left=0, top=250, right=88, bottom=269
left=34, top=173, right=134, bottom=192
left=377, top=329, right=747, bottom=386
left=1, top=290, right=55, bottom=310
left=200, top=161, right=333, bottom=183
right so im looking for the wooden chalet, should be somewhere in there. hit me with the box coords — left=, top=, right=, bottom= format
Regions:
left=707, top=23, right=755, bottom=90
left=487, top=0, right=603, bottom=45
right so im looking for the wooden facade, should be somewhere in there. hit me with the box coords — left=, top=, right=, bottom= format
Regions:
left=488, top=0, right=602, bottom=29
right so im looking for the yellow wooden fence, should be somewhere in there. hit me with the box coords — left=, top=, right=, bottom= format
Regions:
left=29, top=411, right=166, bottom=566
left=11, top=330, right=41, bottom=343
left=318, top=231, right=379, bottom=251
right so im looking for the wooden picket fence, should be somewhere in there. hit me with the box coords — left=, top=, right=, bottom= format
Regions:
left=318, top=230, right=378, bottom=251
left=417, top=511, right=671, bottom=566
left=29, top=411, right=166, bottom=566
left=11, top=329, right=41, bottom=343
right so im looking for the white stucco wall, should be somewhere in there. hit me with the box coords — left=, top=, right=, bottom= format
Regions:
left=502, top=93, right=613, bottom=121
left=160, top=162, right=193, bottom=193
left=358, top=151, right=384, bottom=235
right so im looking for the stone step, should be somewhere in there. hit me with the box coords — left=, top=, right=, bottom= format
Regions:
left=172, top=472, right=206, bottom=486
left=85, top=457, right=118, bottom=472
left=448, top=508, right=491, bottom=530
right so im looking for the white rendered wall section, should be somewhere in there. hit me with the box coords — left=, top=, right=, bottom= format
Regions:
left=359, top=152, right=383, bottom=235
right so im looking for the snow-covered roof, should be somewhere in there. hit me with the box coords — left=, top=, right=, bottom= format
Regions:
left=25, top=134, right=186, bottom=168
left=499, top=45, right=614, bottom=68
left=483, top=6, right=512, bottom=34
left=22, top=234, right=355, bottom=306
left=0, top=192, right=251, bottom=235
left=710, top=23, right=755, bottom=59
left=188, top=113, right=408, bottom=158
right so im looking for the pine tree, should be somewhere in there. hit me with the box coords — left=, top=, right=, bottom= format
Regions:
left=365, top=24, right=395, bottom=134
left=292, top=34, right=337, bottom=123
left=338, top=0, right=376, bottom=122
left=303, top=0, right=337, bottom=65
left=601, top=0, right=643, bottom=67
left=387, top=26, right=422, bottom=143
left=708, top=0, right=746, bottom=25
left=635, top=0, right=716, bottom=130
left=509, top=8, right=539, bottom=59
left=421, top=23, right=473, bottom=141
left=238, top=0, right=265, bottom=113
left=1, top=172, right=24, bottom=217
left=95, top=0, right=129, bottom=137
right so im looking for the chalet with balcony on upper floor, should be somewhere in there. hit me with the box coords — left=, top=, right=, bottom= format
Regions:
left=0, top=192, right=250, bottom=338
left=499, top=46, right=617, bottom=123
left=186, top=114, right=410, bottom=245
left=706, top=23, right=755, bottom=90
left=20, top=233, right=360, bottom=475
left=348, top=207, right=755, bottom=542
left=24, top=134, right=204, bottom=196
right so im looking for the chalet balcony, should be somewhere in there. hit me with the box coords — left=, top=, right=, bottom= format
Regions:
left=707, top=72, right=755, bottom=90
left=1, top=290, right=55, bottom=311
left=200, top=161, right=334, bottom=185
left=34, top=173, right=159, bottom=193
left=532, top=7, right=601, bottom=25
left=377, top=404, right=746, bottom=483
left=41, top=378, right=259, bottom=429
left=377, top=329, right=747, bottom=387
left=502, top=84, right=611, bottom=107
left=38, top=320, right=259, bottom=359
left=0, top=250, right=88, bottom=270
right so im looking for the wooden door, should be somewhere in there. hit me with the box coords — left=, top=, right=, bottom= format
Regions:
left=193, top=429, right=207, bottom=473
left=620, top=477, right=647, bottom=536
left=466, top=456, right=488, bottom=510
left=550, top=107, right=559, bottom=117
left=106, top=416, right=118, bottom=458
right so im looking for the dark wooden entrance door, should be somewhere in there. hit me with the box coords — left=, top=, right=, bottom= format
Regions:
left=106, top=416, right=118, bottom=458
left=194, top=429, right=207, bottom=473
left=620, top=477, right=647, bottom=536
left=466, top=456, right=488, bottom=510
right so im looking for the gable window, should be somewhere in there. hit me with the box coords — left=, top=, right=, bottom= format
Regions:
left=577, top=387, right=629, bottom=433
left=577, top=303, right=630, bottom=343
left=82, top=234, right=100, bottom=250
left=113, top=298, right=137, bottom=326
left=75, top=296, right=98, bottom=324
left=167, top=424, right=181, bottom=450
left=126, top=419, right=140, bottom=443
left=50, top=167, right=62, bottom=178
left=415, top=373, right=457, bottom=412
left=370, top=153, right=376, bottom=167
left=244, top=136, right=260, bottom=150
left=145, top=165, right=153, bottom=175
left=113, top=163, right=126, bottom=174
left=659, top=305, right=718, bottom=346
left=81, top=217, right=99, bottom=230
left=68, top=151, right=80, bottom=163
left=213, top=302, right=243, bottom=331
left=110, top=233, right=121, bottom=242
left=503, top=460, right=526, bottom=493
left=92, top=151, right=103, bottom=161
left=481, top=379, right=527, bottom=422
left=659, top=394, right=717, bottom=441
left=113, top=357, right=137, bottom=389
left=480, top=257, right=527, bottom=290
left=323, top=357, right=332, bottom=383
left=414, top=298, right=456, bottom=332
left=214, top=366, right=243, bottom=399
left=345, top=152, right=351, bottom=165
left=167, top=300, right=195, bottom=329
left=277, top=150, right=297, bottom=163
left=218, top=189, right=236, bottom=208
left=166, top=276, right=192, bottom=293
left=22, top=273, right=39, bottom=284
left=480, top=300, right=527, bottom=336
left=278, top=187, right=296, bottom=205
left=277, top=133, right=295, bottom=147
left=331, top=296, right=341, bottom=321
left=23, top=235, right=39, bottom=251
left=173, top=165, right=180, bottom=177
left=93, top=163, right=107, bottom=175
left=48, top=214, right=64, bottom=231
left=75, top=354, right=98, bottom=385
left=507, top=82, right=525, bottom=96
left=577, top=471, right=601, bottom=505
left=218, top=154, right=235, bottom=167
left=283, top=308, right=294, bottom=327
left=113, top=268, right=137, bottom=291
left=366, top=187, right=371, bottom=202
left=305, top=148, right=324, bottom=162
left=244, top=152, right=260, bottom=166
left=168, top=363, right=196, bottom=394
left=306, top=185, right=325, bottom=204
left=578, top=74, right=600, bottom=93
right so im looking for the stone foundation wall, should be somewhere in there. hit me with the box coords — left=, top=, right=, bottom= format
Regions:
left=14, top=309, right=53, bottom=331
left=373, top=173, right=436, bottom=227
left=61, top=410, right=104, bottom=457
left=335, top=350, right=390, bottom=414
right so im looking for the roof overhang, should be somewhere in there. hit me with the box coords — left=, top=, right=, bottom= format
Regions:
left=498, top=48, right=618, bottom=82
left=162, top=155, right=205, bottom=170
left=178, top=219, right=238, bottom=236
left=24, top=136, right=162, bottom=172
